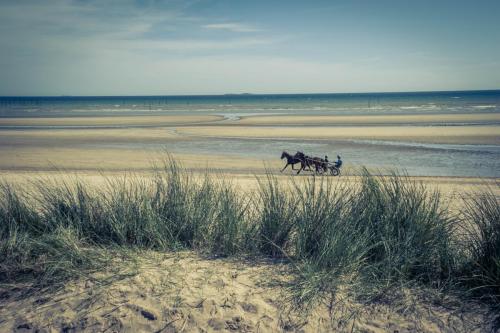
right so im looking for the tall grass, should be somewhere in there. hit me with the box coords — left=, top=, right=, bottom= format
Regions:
left=352, top=170, right=454, bottom=284
left=459, top=188, right=500, bottom=303
left=0, top=182, right=108, bottom=285
left=281, top=170, right=456, bottom=308
left=0, top=159, right=498, bottom=310
left=256, top=173, right=297, bottom=257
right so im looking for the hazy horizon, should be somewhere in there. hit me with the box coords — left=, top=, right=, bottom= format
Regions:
left=1, top=1, right=500, bottom=96
left=2, top=88, right=500, bottom=98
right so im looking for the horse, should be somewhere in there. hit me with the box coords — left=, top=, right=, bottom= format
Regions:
left=281, top=151, right=310, bottom=174
left=295, top=151, right=317, bottom=174
left=280, top=151, right=301, bottom=173
left=308, top=156, right=329, bottom=174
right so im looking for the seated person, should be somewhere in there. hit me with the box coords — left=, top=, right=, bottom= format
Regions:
left=335, top=155, right=342, bottom=168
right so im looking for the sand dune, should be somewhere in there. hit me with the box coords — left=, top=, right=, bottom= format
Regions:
left=0, top=252, right=493, bottom=333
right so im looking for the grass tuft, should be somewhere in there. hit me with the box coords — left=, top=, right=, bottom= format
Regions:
left=459, top=187, right=500, bottom=303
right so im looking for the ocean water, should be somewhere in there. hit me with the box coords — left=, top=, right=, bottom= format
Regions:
left=0, top=90, right=499, bottom=177
left=1, top=90, right=500, bottom=118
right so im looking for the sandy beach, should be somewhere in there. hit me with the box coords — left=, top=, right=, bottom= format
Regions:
left=0, top=112, right=499, bottom=332
left=0, top=113, right=499, bottom=173
left=0, top=112, right=497, bottom=199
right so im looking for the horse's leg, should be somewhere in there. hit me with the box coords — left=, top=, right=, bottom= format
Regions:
left=281, top=163, right=289, bottom=172
left=296, top=162, right=304, bottom=174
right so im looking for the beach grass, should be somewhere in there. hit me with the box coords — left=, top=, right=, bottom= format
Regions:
left=458, top=187, right=500, bottom=304
left=0, top=158, right=498, bottom=312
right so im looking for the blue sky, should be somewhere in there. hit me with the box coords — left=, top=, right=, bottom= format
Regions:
left=1, top=0, right=499, bottom=95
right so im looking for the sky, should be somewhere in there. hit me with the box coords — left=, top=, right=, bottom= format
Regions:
left=1, top=0, right=500, bottom=96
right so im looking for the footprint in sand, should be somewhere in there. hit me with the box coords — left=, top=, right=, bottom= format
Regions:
left=240, top=302, right=258, bottom=314
left=225, top=316, right=253, bottom=332
left=124, top=303, right=158, bottom=321
left=207, top=318, right=225, bottom=330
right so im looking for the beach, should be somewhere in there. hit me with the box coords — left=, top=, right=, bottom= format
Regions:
left=0, top=0, right=500, bottom=326
left=0, top=111, right=498, bottom=203
left=0, top=93, right=499, bottom=332
left=0, top=109, right=499, bottom=175
left=2, top=0, right=500, bottom=330
left=0, top=110, right=498, bottom=207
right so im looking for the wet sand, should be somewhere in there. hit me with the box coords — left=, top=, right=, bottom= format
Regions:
left=0, top=113, right=498, bottom=177
left=0, top=115, right=222, bottom=127
left=0, top=113, right=499, bottom=172
left=176, top=125, right=500, bottom=145
left=236, top=113, right=500, bottom=126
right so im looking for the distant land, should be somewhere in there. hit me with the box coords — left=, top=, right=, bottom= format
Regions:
left=1, top=88, right=500, bottom=98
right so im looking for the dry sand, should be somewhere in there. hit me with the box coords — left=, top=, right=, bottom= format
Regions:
left=0, top=252, right=494, bottom=333
left=0, top=148, right=275, bottom=173
left=0, top=171, right=497, bottom=213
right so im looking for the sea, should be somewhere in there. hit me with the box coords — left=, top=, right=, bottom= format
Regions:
left=0, top=90, right=499, bottom=177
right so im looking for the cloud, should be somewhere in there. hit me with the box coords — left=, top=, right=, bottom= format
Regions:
left=0, top=0, right=176, bottom=40
left=0, top=1, right=271, bottom=55
left=202, top=23, right=261, bottom=33
left=3, top=0, right=498, bottom=95
left=67, top=37, right=276, bottom=55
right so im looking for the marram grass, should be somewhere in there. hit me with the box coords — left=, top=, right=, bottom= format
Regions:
left=0, top=159, right=498, bottom=309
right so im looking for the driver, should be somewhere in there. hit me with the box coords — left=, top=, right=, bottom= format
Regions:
left=335, top=155, right=342, bottom=168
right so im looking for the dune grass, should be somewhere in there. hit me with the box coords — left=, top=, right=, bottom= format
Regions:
left=458, top=187, right=500, bottom=304
left=0, top=158, right=498, bottom=311
left=279, top=170, right=456, bottom=310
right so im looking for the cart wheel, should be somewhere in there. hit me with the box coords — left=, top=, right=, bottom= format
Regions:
left=330, top=167, right=340, bottom=176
